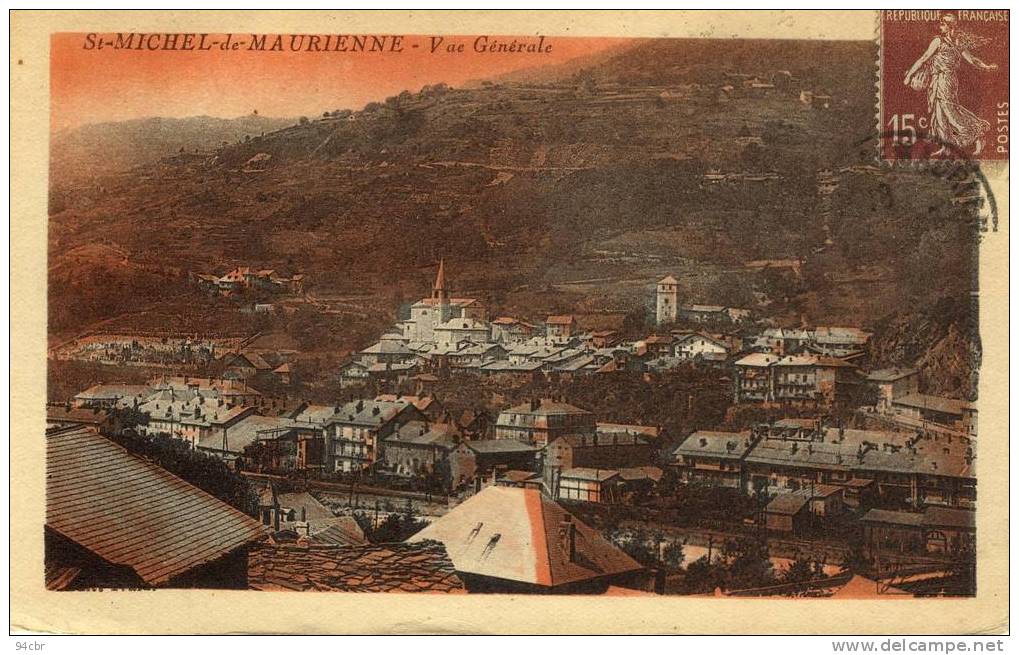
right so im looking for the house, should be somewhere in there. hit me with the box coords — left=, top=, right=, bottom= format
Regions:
left=272, top=363, right=292, bottom=385
left=45, top=426, right=266, bottom=590
left=46, top=405, right=115, bottom=433
left=494, top=398, right=596, bottom=448
left=808, top=326, right=872, bottom=359
left=73, top=383, right=150, bottom=409
left=678, top=304, right=729, bottom=323
left=890, top=394, right=977, bottom=437
left=734, top=353, right=857, bottom=406
left=459, top=439, right=541, bottom=481
left=764, top=492, right=811, bottom=533
left=545, top=315, right=578, bottom=340
left=359, top=338, right=416, bottom=367
left=587, top=330, right=620, bottom=349
left=382, top=421, right=462, bottom=483
left=860, top=506, right=974, bottom=556
left=543, top=432, right=655, bottom=496
left=671, top=429, right=756, bottom=488
left=196, top=413, right=299, bottom=460
left=557, top=468, right=622, bottom=504
left=322, top=399, right=427, bottom=472
left=248, top=541, right=464, bottom=593
left=643, top=334, right=674, bottom=357
left=771, top=354, right=858, bottom=406
left=220, top=351, right=273, bottom=379
left=673, top=332, right=730, bottom=362
left=867, top=368, right=920, bottom=413
left=406, top=486, right=645, bottom=593
left=496, top=470, right=543, bottom=489
left=375, top=394, right=446, bottom=422
left=734, top=352, right=779, bottom=402
left=491, top=317, right=540, bottom=344
left=338, top=360, right=370, bottom=387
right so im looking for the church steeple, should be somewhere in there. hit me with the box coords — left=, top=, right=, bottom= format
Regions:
left=431, top=258, right=448, bottom=304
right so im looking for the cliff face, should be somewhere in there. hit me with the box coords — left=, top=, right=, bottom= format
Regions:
left=869, top=297, right=979, bottom=400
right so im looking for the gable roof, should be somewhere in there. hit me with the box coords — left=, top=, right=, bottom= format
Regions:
left=46, top=426, right=266, bottom=587
left=407, top=487, right=642, bottom=587
left=248, top=541, right=464, bottom=593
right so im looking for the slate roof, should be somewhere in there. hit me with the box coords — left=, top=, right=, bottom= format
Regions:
left=197, top=414, right=299, bottom=453
left=46, top=426, right=266, bottom=587
left=500, top=399, right=593, bottom=417
left=46, top=406, right=110, bottom=426
left=248, top=540, right=464, bottom=593
left=673, top=430, right=753, bottom=460
left=735, top=353, right=779, bottom=367
left=744, top=427, right=974, bottom=479
left=74, top=383, right=151, bottom=402
left=466, top=439, right=541, bottom=454
left=859, top=508, right=926, bottom=527
left=866, top=368, right=918, bottom=382
left=325, top=399, right=418, bottom=428
left=560, top=467, right=620, bottom=482
left=765, top=492, right=811, bottom=516
left=388, top=421, right=461, bottom=448
left=892, top=394, right=975, bottom=416
left=407, top=487, right=643, bottom=588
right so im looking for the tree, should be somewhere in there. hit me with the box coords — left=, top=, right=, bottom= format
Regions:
left=662, top=540, right=685, bottom=571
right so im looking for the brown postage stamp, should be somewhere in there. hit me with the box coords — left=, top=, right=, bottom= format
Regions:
left=9, top=9, right=1010, bottom=637
left=879, top=9, right=1009, bottom=161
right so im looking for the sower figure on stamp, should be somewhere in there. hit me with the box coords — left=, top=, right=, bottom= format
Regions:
left=903, top=13, right=998, bottom=157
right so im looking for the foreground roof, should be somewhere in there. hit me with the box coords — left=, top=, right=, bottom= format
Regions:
left=46, top=426, right=266, bottom=587
left=248, top=540, right=464, bottom=592
left=407, top=486, right=642, bottom=587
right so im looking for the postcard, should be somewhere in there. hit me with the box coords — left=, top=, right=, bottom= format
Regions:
left=10, top=9, right=1009, bottom=635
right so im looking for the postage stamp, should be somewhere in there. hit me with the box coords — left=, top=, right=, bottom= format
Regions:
left=879, top=9, right=1009, bottom=162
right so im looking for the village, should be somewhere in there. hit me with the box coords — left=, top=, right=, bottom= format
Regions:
left=45, top=260, right=976, bottom=597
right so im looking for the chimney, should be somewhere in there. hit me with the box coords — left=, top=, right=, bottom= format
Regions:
left=559, top=515, right=577, bottom=562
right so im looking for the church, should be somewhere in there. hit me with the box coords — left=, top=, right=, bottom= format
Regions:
left=398, top=260, right=488, bottom=344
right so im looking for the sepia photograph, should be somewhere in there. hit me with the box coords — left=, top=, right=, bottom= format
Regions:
left=9, top=8, right=1010, bottom=638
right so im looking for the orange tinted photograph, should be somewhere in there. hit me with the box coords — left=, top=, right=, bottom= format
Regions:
left=42, top=14, right=990, bottom=606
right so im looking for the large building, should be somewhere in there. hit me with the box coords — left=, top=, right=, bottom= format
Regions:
left=494, top=399, right=596, bottom=448
left=397, top=260, right=487, bottom=343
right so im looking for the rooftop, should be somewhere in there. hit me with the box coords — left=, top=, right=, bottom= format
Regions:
left=46, top=426, right=266, bottom=587
left=248, top=540, right=464, bottom=593
left=673, top=430, right=754, bottom=460
left=406, top=487, right=642, bottom=588
left=500, top=399, right=593, bottom=417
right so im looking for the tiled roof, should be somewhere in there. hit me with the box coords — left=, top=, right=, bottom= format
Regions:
left=197, top=414, right=299, bottom=454
left=46, top=426, right=266, bottom=587
left=248, top=540, right=464, bottom=593
left=545, top=315, right=576, bottom=325
left=407, top=487, right=642, bottom=588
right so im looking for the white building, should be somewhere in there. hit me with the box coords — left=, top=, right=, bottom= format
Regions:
left=655, top=275, right=679, bottom=326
